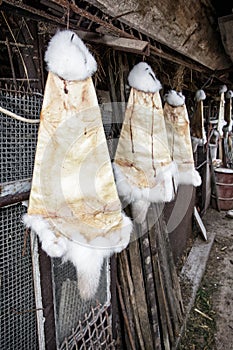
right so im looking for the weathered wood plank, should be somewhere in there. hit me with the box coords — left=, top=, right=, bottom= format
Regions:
left=138, top=222, right=162, bottom=350
left=0, top=179, right=31, bottom=207
left=77, top=31, right=150, bottom=55
left=148, top=223, right=172, bottom=350
left=0, top=178, right=31, bottom=197
left=128, top=237, right=154, bottom=349
left=117, top=256, right=137, bottom=350
left=121, top=250, right=146, bottom=349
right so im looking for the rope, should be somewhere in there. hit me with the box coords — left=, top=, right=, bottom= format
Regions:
left=0, top=106, right=40, bottom=124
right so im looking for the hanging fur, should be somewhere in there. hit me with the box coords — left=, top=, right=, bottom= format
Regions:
left=113, top=62, right=177, bottom=224
left=191, top=89, right=207, bottom=152
left=163, top=90, right=201, bottom=187
left=23, top=30, right=132, bottom=300
left=217, top=85, right=227, bottom=137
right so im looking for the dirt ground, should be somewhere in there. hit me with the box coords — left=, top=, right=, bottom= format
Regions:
left=178, top=207, right=233, bottom=350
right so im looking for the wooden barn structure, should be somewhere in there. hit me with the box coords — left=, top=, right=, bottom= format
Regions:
left=0, top=1, right=232, bottom=349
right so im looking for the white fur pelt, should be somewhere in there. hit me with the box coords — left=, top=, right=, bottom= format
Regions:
left=24, top=31, right=131, bottom=300
left=164, top=90, right=185, bottom=106
left=114, top=65, right=177, bottom=223
left=192, top=89, right=207, bottom=149
left=163, top=90, right=201, bottom=187
left=218, top=85, right=227, bottom=136
left=23, top=213, right=131, bottom=300
left=195, top=89, right=206, bottom=102
left=127, top=62, right=162, bottom=93
left=44, top=30, right=97, bottom=81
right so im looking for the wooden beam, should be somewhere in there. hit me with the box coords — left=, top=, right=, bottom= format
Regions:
left=0, top=179, right=31, bottom=207
left=76, top=31, right=150, bottom=55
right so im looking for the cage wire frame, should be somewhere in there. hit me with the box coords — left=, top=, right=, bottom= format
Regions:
left=0, top=83, right=114, bottom=349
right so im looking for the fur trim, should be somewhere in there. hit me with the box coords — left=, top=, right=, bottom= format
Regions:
left=195, top=89, right=206, bottom=101
left=23, top=213, right=131, bottom=299
left=226, top=90, right=233, bottom=99
left=113, top=161, right=178, bottom=205
left=44, top=30, right=97, bottom=81
left=23, top=214, right=68, bottom=257
left=164, top=90, right=185, bottom=106
left=219, top=85, right=227, bottom=94
left=176, top=166, right=201, bottom=187
left=127, top=62, right=162, bottom=93
left=131, top=199, right=150, bottom=224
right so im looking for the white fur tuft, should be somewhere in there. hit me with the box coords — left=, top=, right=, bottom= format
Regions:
left=131, top=199, right=150, bottom=224
left=127, top=62, right=162, bottom=93
left=23, top=214, right=68, bottom=257
left=219, top=85, right=227, bottom=94
left=177, top=166, right=201, bottom=187
left=195, top=89, right=206, bottom=101
left=164, top=90, right=185, bottom=106
left=44, top=30, right=97, bottom=81
left=226, top=90, right=233, bottom=99
left=63, top=240, right=107, bottom=300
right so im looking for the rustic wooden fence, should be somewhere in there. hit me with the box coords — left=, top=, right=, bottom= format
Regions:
left=115, top=204, right=184, bottom=350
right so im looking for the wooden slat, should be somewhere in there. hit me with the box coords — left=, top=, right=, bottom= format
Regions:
left=128, top=237, right=154, bottom=349
left=117, top=255, right=137, bottom=350
left=121, top=250, right=146, bottom=349
left=77, top=31, right=150, bottom=55
left=0, top=179, right=31, bottom=207
left=139, top=223, right=162, bottom=350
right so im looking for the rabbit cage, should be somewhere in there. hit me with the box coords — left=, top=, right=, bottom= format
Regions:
left=0, top=84, right=114, bottom=350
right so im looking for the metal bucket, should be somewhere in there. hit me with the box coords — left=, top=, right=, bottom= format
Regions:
left=212, top=168, right=233, bottom=210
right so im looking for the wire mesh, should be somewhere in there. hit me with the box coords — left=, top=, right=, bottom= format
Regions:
left=59, top=304, right=115, bottom=350
left=0, top=204, right=39, bottom=350
left=53, top=257, right=109, bottom=345
left=0, top=86, right=41, bottom=183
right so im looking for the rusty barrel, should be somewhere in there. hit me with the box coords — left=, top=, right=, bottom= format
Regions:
left=213, top=168, right=233, bottom=210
